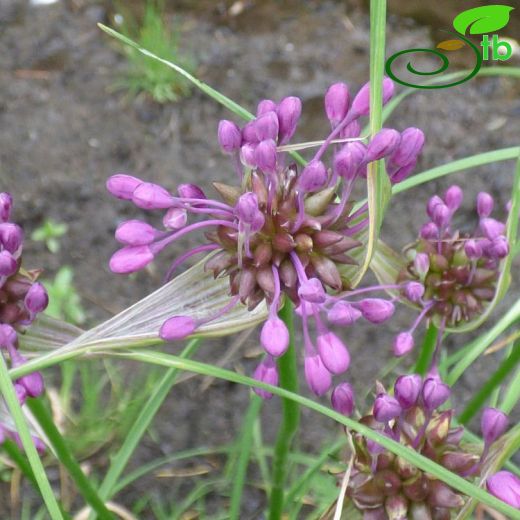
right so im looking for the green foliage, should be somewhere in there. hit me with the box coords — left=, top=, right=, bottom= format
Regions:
left=43, top=266, right=86, bottom=326
left=112, top=1, right=194, bottom=103
left=31, top=218, right=68, bottom=254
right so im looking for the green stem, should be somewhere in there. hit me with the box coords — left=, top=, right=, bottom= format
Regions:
left=268, top=299, right=300, bottom=520
left=27, top=398, right=114, bottom=520
left=414, top=323, right=439, bottom=376
left=458, top=340, right=520, bottom=424
left=3, top=439, right=38, bottom=487
left=229, top=394, right=263, bottom=520
left=0, top=355, right=64, bottom=520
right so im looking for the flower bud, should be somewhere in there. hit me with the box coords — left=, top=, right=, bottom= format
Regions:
left=19, top=371, right=44, bottom=398
left=109, top=245, right=154, bottom=274
left=489, top=236, right=509, bottom=259
left=177, top=183, right=206, bottom=200
left=316, top=332, right=350, bottom=374
left=331, top=382, right=355, bottom=416
left=297, top=161, right=328, bottom=193
left=421, top=377, right=450, bottom=410
left=394, top=374, right=422, bottom=408
left=217, top=120, right=242, bottom=153
left=277, top=96, right=302, bottom=143
left=432, top=203, right=450, bottom=228
left=333, top=142, right=366, bottom=180
left=339, top=118, right=361, bottom=139
left=480, top=217, right=506, bottom=240
left=260, top=316, right=289, bottom=357
left=304, top=354, right=332, bottom=396
left=388, top=159, right=417, bottom=184
left=388, top=127, right=425, bottom=167
left=14, top=383, right=27, bottom=404
left=132, top=182, right=173, bottom=210
left=486, top=471, right=520, bottom=508
left=464, top=239, right=482, bottom=260
left=351, top=77, right=395, bottom=117
left=358, top=299, right=395, bottom=324
left=236, top=192, right=260, bottom=224
left=0, top=324, right=17, bottom=347
left=106, top=174, right=142, bottom=200
left=405, top=281, right=424, bottom=302
left=420, top=222, right=438, bottom=239
left=115, top=220, right=158, bottom=246
left=253, top=355, right=279, bottom=399
left=426, top=195, right=444, bottom=218
left=384, top=494, right=408, bottom=519
left=256, top=99, right=277, bottom=116
left=241, top=121, right=259, bottom=144
left=481, top=407, right=508, bottom=445
left=0, top=250, right=17, bottom=276
left=373, top=393, right=402, bottom=422
left=298, top=278, right=326, bottom=303
left=477, top=192, right=494, bottom=218
left=254, top=111, right=279, bottom=141
left=159, top=315, right=197, bottom=341
left=327, top=301, right=362, bottom=326
left=240, top=143, right=256, bottom=167
left=0, top=192, right=13, bottom=222
left=414, top=253, right=430, bottom=279
left=428, top=481, right=465, bottom=508
left=324, top=82, right=350, bottom=126
left=365, top=128, right=401, bottom=162
left=24, top=282, right=48, bottom=314
left=393, top=332, right=414, bottom=357
left=444, top=185, right=463, bottom=212
left=254, top=139, right=278, bottom=174
left=0, top=223, right=23, bottom=253
left=163, top=208, right=188, bottom=229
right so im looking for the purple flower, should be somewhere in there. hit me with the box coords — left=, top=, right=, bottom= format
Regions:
left=373, top=393, right=402, bottom=422
left=486, top=471, right=520, bottom=508
left=331, top=382, right=354, bottom=416
left=421, top=377, right=450, bottom=410
left=106, top=81, right=423, bottom=396
left=481, top=407, right=508, bottom=446
left=253, top=355, right=279, bottom=399
left=394, top=374, right=422, bottom=408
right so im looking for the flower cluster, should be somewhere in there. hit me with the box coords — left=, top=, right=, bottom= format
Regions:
left=334, top=374, right=513, bottom=518
left=0, top=193, right=47, bottom=449
left=107, top=78, right=425, bottom=396
left=393, top=187, right=509, bottom=357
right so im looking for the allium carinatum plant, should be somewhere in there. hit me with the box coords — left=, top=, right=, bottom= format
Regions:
left=107, top=79, right=426, bottom=397
left=0, top=4, right=519, bottom=519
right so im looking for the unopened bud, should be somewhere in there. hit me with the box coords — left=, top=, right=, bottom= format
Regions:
left=358, top=298, right=395, bottom=324
left=277, top=96, right=302, bottom=143
left=324, top=82, right=350, bottom=126
left=481, top=407, right=508, bottom=446
left=316, top=332, right=350, bottom=374
left=260, top=316, right=289, bottom=357
left=253, top=355, right=279, bottom=399
left=159, top=315, right=197, bottom=341
left=106, top=174, right=142, bottom=200
left=331, top=382, right=355, bottom=416
left=393, top=332, right=414, bottom=357
left=132, top=182, right=173, bottom=210
left=109, top=245, right=154, bottom=274
left=217, top=120, right=242, bottom=153
left=304, top=354, right=332, bottom=396
left=477, top=192, right=494, bottom=218
left=365, top=128, right=401, bottom=162
left=115, top=220, right=158, bottom=246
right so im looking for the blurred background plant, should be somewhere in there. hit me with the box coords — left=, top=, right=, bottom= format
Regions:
left=111, top=0, right=194, bottom=103
left=31, top=219, right=68, bottom=254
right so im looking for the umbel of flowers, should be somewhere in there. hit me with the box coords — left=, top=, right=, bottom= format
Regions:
left=107, top=78, right=425, bottom=396
left=393, top=187, right=509, bottom=358
left=0, top=193, right=47, bottom=450
left=332, top=375, right=513, bottom=519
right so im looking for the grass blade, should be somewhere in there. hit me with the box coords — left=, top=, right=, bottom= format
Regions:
left=0, top=356, right=63, bottom=520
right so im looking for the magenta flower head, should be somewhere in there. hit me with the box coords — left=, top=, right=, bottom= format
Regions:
left=304, top=355, right=332, bottom=396
left=486, top=471, right=520, bottom=508
left=331, top=382, right=355, bottom=416
left=394, top=374, right=422, bottom=408
left=106, top=174, right=143, bottom=200
left=421, top=377, right=450, bottom=410
left=324, top=82, right=350, bottom=126
left=276, top=96, right=302, bottom=143
left=351, top=77, right=395, bottom=117
left=316, top=332, right=350, bottom=374
left=358, top=298, right=394, bottom=324
left=481, top=407, right=508, bottom=446
left=218, top=119, right=242, bottom=153
left=253, top=355, right=279, bottom=399
left=373, top=393, right=402, bottom=422
left=159, top=315, right=197, bottom=341
left=260, top=316, right=289, bottom=357
left=106, top=82, right=421, bottom=396
left=365, top=128, right=401, bottom=163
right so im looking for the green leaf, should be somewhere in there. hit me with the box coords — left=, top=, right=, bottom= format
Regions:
left=453, top=5, right=514, bottom=35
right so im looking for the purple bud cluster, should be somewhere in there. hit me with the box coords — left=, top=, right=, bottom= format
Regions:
left=0, top=193, right=47, bottom=450
left=393, top=187, right=509, bottom=357
left=342, top=374, right=513, bottom=518
left=107, top=79, right=426, bottom=396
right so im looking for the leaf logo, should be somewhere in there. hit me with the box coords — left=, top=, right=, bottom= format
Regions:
left=453, top=5, right=514, bottom=35
left=436, top=39, right=466, bottom=51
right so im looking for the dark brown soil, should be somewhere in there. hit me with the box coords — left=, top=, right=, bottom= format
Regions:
left=0, top=0, right=519, bottom=518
